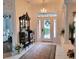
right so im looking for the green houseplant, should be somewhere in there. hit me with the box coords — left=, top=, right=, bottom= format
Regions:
left=69, top=21, right=75, bottom=45
left=67, top=21, right=75, bottom=58
left=15, top=44, right=21, bottom=54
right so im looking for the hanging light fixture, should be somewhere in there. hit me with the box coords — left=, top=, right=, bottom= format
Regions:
left=40, top=0, right=47, bottom=13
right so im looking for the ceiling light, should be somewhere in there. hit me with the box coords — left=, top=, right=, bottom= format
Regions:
left=40, top=0, right=47, bottom=13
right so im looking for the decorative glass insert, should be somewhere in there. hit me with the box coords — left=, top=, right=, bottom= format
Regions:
left=43, top=19, right=50, bottom=39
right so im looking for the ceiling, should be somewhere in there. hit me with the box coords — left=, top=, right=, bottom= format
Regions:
left=26, top=0, right=64, bottom=5
left=26, top=0, right=53, bottom=4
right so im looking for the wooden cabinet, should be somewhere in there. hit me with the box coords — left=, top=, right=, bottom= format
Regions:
left=19, top=12, right=31, bottom=45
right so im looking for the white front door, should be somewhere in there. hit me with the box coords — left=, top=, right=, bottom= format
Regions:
left=37, top=17, right=54, bottom=42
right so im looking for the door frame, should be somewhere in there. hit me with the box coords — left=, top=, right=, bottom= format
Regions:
left=37, top=13, right=57, bottom=42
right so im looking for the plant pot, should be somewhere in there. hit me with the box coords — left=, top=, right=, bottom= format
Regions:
left=67, top=49, right=74, bottom=58
left=16, top=49, right=20, bottom=54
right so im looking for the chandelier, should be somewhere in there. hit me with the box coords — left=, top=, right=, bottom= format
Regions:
left=40, top=0, right=47, bottom=13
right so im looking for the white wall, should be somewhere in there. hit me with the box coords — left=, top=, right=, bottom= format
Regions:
left=68, top=3, right=76, bottom=24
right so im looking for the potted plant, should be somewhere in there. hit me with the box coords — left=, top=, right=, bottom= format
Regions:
left=15, top=44, right=21, bottom=54
left=67, top=49, right=74, bottom=58
left=69, top=21, right=75, bottom=45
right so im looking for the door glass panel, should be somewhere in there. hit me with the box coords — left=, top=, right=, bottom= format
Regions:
left=43, top=19, right=50, bottom=39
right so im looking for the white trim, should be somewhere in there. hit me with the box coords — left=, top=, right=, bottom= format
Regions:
left=37, top=12, right=57, bottom=17
left=54, top=19, right=56, bottom=38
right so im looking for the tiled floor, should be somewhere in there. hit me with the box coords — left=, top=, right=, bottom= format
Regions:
left=55, top=45, right=68, bottom=59
left=3, top=52, right=12, bottom=58
left=60, top=36, right=75, bottom=59
left=4, top=37, right=75, bottom=59
left=4, top=43, right=35, bottom=59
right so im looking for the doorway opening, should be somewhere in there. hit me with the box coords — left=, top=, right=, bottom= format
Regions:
left=37, top=13, right=57, bottom=42
left=3, top=14, right=12, bottom=58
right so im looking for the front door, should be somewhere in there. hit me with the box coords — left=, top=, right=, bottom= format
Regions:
left=37, top=17, right=54, bottom=42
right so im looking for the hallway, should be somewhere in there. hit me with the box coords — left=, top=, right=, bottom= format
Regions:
left=20, top=43, right=56, bottom=59
left=3, top=0, right=76, bottom=59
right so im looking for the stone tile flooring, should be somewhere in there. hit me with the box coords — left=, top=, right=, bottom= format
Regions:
left=60, top=36, right=75, bottom=59
left=4, top=38, right=74, bottom=59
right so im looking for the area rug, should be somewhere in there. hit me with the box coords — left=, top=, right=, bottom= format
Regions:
left=20, top=44, right=56, bottom=59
